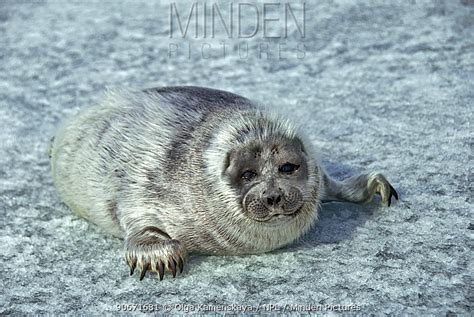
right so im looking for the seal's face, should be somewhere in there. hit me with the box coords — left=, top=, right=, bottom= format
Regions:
left=225, top=138, right=310, bottom=223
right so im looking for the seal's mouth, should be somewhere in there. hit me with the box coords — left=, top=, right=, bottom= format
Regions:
left=252, top=205, right=303, bottom=223
left=242, top=186, right=305, bottom=223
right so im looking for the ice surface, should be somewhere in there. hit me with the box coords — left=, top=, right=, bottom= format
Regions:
left=0, top=0, right=472, bottom=315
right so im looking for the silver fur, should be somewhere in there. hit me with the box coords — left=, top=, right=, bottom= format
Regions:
left=50, top=86, right=398, bottom=280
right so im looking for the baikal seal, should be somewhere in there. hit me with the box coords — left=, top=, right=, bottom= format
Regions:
left=50, top=86, right=398, bottom=280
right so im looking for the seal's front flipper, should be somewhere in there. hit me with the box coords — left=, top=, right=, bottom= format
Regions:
left=125, top=226, right=187, bottom=281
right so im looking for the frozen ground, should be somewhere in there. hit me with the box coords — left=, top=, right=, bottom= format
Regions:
left=0, top=0, right=473, bottom=315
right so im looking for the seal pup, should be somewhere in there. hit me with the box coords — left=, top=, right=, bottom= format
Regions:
left=50, top=86, right=398, bottom=280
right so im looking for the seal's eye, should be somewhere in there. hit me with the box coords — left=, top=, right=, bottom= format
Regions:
left=279, top=163, right=299, bottom=174
left=241, top=170, right=257, bottom=181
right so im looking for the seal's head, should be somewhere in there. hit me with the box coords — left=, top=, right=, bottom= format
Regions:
left=203, top=111, right=321, bottom=253
left=206, top=111, right=320, bottom=228
left=225, top=138, right=309, bottom=223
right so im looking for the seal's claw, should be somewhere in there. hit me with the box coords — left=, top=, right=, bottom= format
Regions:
left=156, top=261, right=164, bottom=281
left=169, top=259, right=177, bottom=278
left=387, top=184, right=399, bottom=207
left=389, top=184, right=399, bottom=201
left=129, top=257, right=137, bottom=276
left=139, top=263, right=149, bottom=281
left=367, top=172, right=398, bottom=207
left=125, top=238, right=187, bottom=281
left=177, top=256, right=184, bottom=274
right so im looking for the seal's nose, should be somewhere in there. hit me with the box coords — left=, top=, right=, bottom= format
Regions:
left=263, top=190, right=282, bottom=207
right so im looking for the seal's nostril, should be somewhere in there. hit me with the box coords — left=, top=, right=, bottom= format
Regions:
left=266, top=194, right=281, bottom=206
